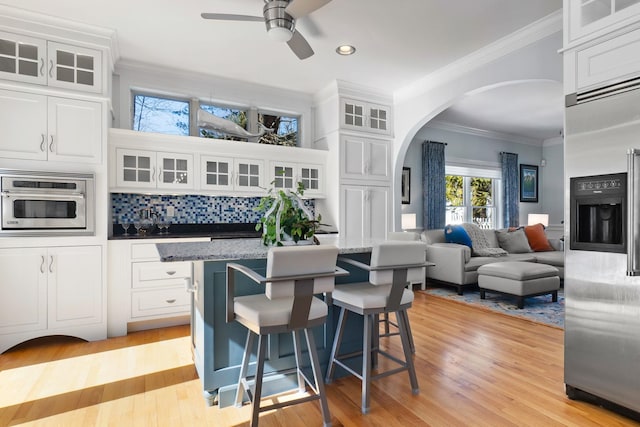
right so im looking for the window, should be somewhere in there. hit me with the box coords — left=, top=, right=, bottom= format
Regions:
left=132, top=93, right=189, bottom=136
left=445, top=164, right=501, bottom=229
left=199, top=103, right=248, bottom=141
left=258, top=112, right=298, bottom=146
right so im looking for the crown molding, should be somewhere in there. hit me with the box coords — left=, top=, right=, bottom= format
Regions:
left=427, top=120, right=543, bottom=146
left=543, top=136, right=564, bottom=147
left=394, top=9, right=562, bottom=103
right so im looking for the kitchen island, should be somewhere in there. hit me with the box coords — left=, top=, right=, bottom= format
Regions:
left=155, top=235, right=376, bottom=407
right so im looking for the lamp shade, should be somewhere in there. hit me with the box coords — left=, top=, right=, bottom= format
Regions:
left=402, top=213, right=417, bottom=230
left=527, top=213, right=549, bottom=227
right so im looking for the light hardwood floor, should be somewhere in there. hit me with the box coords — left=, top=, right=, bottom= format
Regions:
left=1, top=292, right=639, bottom=427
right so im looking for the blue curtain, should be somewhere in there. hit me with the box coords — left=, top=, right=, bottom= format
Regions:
left=422, top=141, right=446, bottom=229
left=501, top=152, right=519, bottom=228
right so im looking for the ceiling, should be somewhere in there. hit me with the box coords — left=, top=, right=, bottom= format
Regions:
left=1, top=0, right=564, bottom=140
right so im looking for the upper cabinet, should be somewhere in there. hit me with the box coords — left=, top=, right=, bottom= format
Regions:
left=567, top=0, right=640, bottom=43
left=201, top=155, right=265, bottom=193
left=115, top=148, right=194, bottom=191
left=340, top=135, right=391, bottom=183
left=340, top=97, right=392, bottom=136
left=0, top=89, right=102, bottom=163
left=0, top=31, right=103, bottom=94
left=268, top=160, right=324, bottom=197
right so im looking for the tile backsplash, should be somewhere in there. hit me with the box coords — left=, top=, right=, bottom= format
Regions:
left=112, top=193, right=315, bottom=224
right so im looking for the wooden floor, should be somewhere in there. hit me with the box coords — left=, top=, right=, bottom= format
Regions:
left=1, top=292, right=639, bottom=427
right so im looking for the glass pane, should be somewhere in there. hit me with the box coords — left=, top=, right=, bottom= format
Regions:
left=199, top=103, right=247, bottom=140
left=379, top=121, right=387, bottom=130
left=123, top=155, right=136, bottom=168
left=354, top=117, right=363, bottom=127
left=18, top=44, right=37, bottom=60
left=138, top=156, right=150, bottom=169
left=0, top=57, right=15, bottom=73
left=18, top=59, right=37, bottom=77
left=163, top=158, right=175, bottom=170
left=275, top=177, right=284, bottom=188
left=285, top=177, right=293, bottom=188
left=132, top=94, right=189, bottom=136
left=471, top=177, right=493, bottom=206
left=445, top=175, right=464, bottom=206
left=345, top=115, right=353, bottom=125
left=219, top=163, right=228, bottom=173
left=258, top=113, right=298, bottom=146
left=311, top=181, right=318, bottom=190
left=207, top=175, right=216, bottom=185
left=581, top=0, right=610, bottom=26
left=311, top=169, right=318, bottom=179
left=178, top=174, right=187, bottom=184
left=370, top=109, right=379, bottom=119
left=250, top=164, right=259, bottom=175
left=123, top=169, right=136, bottom=182
left=56, top=50, right=74, bottom=67
left=446, top=207, right=465, bottom=224
left=56, top=66, right=74, bottom=83
left=346, top=104, right=353, bottom=114
left=163, top=171, right=173, bottom=183
left=207, top=162, right=216, bottom=173
left=379, top=110, right=387, bottom=120
left=302, top=168, right=309, bottom=178
left=76, top=54, right=94, bottom=70
left=371, top=119, right=379, bottom=129
left=239, top=163, right=248, bottom=174
left=76, top=69, right=93, bottom=86
left=219, top=175, right=228, bottom=186
left=239, top=176, right=248, bottom=187
left=0, top=39, right=15, bottom=56
left=138, top=170, right=150, bottom=182
left=354, top=105, right=363, bottom=115
left=472, top=208, right=494, bottom=229
left=617, top=0, right=640, bottom=11
left=250, top=176, right=259, bottom=187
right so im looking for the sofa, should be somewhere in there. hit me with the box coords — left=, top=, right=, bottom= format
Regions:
left=420, top=226, right=564, bottom=295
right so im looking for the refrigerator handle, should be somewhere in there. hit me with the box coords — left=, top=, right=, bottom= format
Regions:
left=628, top=149, right=640, bottom=275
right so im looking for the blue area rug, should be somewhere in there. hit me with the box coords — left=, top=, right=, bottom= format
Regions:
left=421, top=286, right=564, bottom=329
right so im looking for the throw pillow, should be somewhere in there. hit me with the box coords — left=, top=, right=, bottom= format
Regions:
left=523, top=223, right=554, bottom=252
left=444, top=224, right=472, bottom=248
left=495, top=228, right=532, bottom=253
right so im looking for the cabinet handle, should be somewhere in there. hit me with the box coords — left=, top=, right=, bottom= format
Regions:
left=40, top=256, right=45, bottom=274
left=49, top=255, right=54, bottom=273
left=48, top=60, right=54, bottom=78
left=166, top=270, right=176, bottom=276
left=49, top=135, right=55, bottom=152
left=40, top=134, right=46, bottom=152
left=158, top=168, right=163, bottom=182
left=39, top=58, right=45, bottom=76
left=165, top=299, right=176, bottom=304
left=151, top=166, right=156, bottom=182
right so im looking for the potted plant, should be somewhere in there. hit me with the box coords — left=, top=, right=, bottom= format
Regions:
left=255, top=180, right=321, bottom=246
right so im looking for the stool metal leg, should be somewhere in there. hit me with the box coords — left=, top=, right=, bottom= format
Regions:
left=250, top=334, right=268, bottom=427
left=362, top=313, right=372, bottom=414
left=397, top=310, right=419, bottom=394
left=236, top=330, right=255, bottom=407
left=404, top=310, right=416, bottom=354
left=292, top=330, right=306, bottom=393
left=325, top=307, right=347, bottom=383
left=304, top=328, right=332, bottom=427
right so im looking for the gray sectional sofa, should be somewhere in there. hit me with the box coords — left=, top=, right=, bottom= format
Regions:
left=421, top=228, right=564, bottom=295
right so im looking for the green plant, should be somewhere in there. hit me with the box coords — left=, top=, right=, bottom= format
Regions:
left=255, top=181, right=321, bottom=246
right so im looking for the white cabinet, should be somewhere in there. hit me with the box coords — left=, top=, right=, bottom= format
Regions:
left=0, top=89, right=102, bottom=162
left=0, top=31, right=102, bottom=93
left=340, top=97, right=392, bottom=135
left=340, top=136, right=391, bottom=182
left=115, top=148, right=194, bottom=190
left=200, top=155, right=264, bottom=193
left=269, top=160, right=324, bottom=196
left=567, top=0, right=640, bottom=42
left=131, top=260, right=192, bottom=319
left=339, top=185, right=390, bottom=241
left=0, top=245, right=103, bottom=353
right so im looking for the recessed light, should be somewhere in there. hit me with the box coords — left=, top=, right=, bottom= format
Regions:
left=336, top=45, right=356, bottom=55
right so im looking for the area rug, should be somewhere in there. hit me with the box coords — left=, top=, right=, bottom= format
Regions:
left=421, top=286, right=564, bottom=329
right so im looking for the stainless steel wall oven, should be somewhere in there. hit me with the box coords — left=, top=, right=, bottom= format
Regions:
left=0, top=170, right=95, bottom=236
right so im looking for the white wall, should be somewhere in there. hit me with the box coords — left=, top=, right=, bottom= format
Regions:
left=540, top=136, right=564, bottom=226
left=401, top=125, right=553, bottom=229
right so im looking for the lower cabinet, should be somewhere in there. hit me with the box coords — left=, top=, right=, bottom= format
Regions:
left=339, top=184, right=390, bottom=241
left=0, top=245, right=104, bottom=353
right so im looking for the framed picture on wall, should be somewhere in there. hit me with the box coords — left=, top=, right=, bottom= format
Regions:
left=402, top=167, right=411, bottom=204
left=520, top=164, right=538, bottom=203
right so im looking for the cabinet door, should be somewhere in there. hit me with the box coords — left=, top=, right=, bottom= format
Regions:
left=0, top=31, right=47, bottom=85
left=367, top=186, right=390, bottom=240
left=201, top=155, right=234, bottom=191
left=157, top=152, right=194, bottom=190
left=341, top=98, right=367, bottom=130
left=568, top=0, right=640, bottom=41
left=270, top=161, right=297, bottom=191
left=340, top=185, right=389, bottom=241
left=234, top=158, right=264, bottom=192
left=47, top=41, right=102, bottom=94
left=367, top=139, right=391, bottom=180
left=0, top=248, right=47, bottom=335
left=340, top=136, right=390, bottom=182
left=367, top=103, right=391, bottom=135
left=299, top=163, right=324, bottom=197
left=116, top=148, right=157, bottom=188
left=48, top=246, right=102, bottom=329
left=48, top=97, right=102, bottom=163
left=0, top=89, right=47, bottom=160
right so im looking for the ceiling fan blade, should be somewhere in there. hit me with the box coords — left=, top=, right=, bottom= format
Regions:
left=285, top=0, right=332, bottom=19
left=287, top=30, right=314, bottom=60
left=200, top=13, right=263, bottom=22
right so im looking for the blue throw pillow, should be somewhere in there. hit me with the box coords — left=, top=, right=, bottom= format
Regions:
left=444, top=224, right=472, bottom=248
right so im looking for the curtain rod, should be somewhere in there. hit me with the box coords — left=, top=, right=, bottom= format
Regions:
left=424, top=140, right=448, bottom=145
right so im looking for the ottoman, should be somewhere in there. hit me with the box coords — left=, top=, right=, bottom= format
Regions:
left=477, top=261, right=560, bottom=309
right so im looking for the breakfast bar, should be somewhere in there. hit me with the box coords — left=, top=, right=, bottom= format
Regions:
left=155, top=235, right=375, bottom=407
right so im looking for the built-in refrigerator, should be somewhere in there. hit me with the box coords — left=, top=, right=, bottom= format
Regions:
left=564, top=79, right=640, bottom=419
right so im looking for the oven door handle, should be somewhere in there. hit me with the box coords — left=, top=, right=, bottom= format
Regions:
left=0, top=191, right=86, bottom=200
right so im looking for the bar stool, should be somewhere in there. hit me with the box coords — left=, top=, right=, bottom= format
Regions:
left=325, top=240, right=427, bottom=414
left=226, top=245, right=344, bottom=427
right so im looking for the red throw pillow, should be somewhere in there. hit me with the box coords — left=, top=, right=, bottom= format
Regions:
left=523, top=223, right=554, bottom=252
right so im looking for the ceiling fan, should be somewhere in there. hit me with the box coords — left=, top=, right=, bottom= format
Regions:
left=201, top=0, right=332, bottom=60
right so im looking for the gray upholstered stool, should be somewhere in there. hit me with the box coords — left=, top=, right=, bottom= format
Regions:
left=477, top=261, right=560, bottom=309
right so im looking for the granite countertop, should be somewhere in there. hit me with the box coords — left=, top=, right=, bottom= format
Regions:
left=155, top=235, right=375, bottom=262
